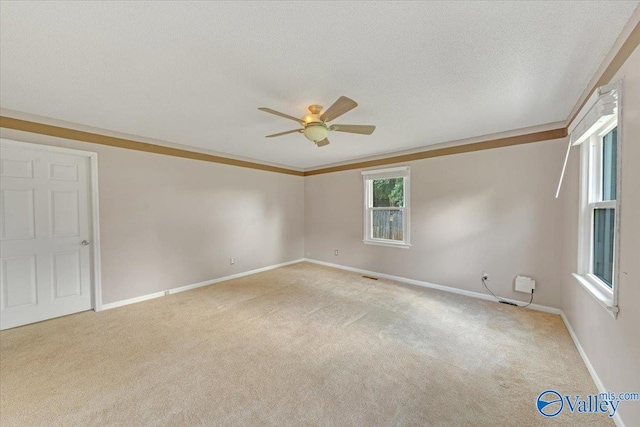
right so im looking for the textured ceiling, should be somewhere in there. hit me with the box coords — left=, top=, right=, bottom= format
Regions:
left=1, top=1, right=638, bottom=169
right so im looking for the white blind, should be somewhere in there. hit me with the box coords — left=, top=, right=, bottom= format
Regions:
left=555, top=81, right=619, bottom=198
left=362, top=166, right=409, bottom=180
left=569, top=85, right=618, bottom=146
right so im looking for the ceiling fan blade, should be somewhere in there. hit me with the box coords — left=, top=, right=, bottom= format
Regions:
left=315, top=138, right=330, bottom=147
left=265, top=129, right=303, bottom=138
left=320, top=96, right=358, bottom=122
left=258, top=107, right=304, bottom=124
left=329, top=124, right=376, bottom=135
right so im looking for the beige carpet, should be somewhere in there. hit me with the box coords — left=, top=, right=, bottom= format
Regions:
left=0, top=262, right=610, bottom=426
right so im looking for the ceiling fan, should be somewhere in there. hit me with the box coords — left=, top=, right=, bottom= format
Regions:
left=258, top=96, right=375, bottom=147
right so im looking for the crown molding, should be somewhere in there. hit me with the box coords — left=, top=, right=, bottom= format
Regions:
left=303, top=127, right=567, bottom=176
left=0, top=115, right=304, bottom=176
left=304, top=121, right=565, bottom=172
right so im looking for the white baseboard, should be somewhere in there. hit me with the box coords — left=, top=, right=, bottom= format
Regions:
left=559, top=312, right=606, bottom=390
left=99, top=290, right=167, bottom=311
left=303, top=258, right=562, bottom=315
left=101, top=256, right=560, bottom=314
left=99, top=258, right=305, bottom=311
left=560, top=312, right=626, bottom=427
left=98, top=257, right=620, bottom=424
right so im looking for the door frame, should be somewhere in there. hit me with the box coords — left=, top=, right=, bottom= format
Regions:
left=0, top=138, right=103, bottom=311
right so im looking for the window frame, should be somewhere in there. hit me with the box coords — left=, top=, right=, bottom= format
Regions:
left=362, top=167, right=411, bottom=248
left=575, top=115, right=620, bottom=318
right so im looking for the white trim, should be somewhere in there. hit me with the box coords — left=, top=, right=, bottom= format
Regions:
left=571, top=273, right=618, bottom=318
left=0, top=138, right=103, bottom=312
left=361, top=166, right=409, bottom=178
left=89, top=153, right=103, bottom=311
left=560, top=312, right=626, bottom=427
left=303, top=258, right=560, bottom=315
left=100, top=258, right=305, bottom=310
left=363, top=168, right=410, bottom=247
left=612, top=81, right=623, bottom=310
left=363, top=239, right=411, bottom=249
left=99, top=290, right=167, bottom=311
left=575, top=83, right=621, bottom=316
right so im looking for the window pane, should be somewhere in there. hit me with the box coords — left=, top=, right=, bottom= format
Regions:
left=593, top=208, right=615, bottom=287
left=372, top=178, right=404, bottom=207
left=602, top=127, right=617, bottom=201
left=372, top=210, right=403, bottom=241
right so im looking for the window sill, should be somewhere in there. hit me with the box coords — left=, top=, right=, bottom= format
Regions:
left=363, top=239, right=411, bottom=249
left=572, top=273, right=619, bottom=319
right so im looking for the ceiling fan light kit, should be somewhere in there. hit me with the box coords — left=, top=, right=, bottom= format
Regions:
left=258, top=96, right=376, bottom=148
left=303, top=123, right=328, bottom=143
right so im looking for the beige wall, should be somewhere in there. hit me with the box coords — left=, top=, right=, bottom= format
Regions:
left=0, top=129, right=305, bottom=305
left=560, top=45, right=640, bottom=425
left=305, top=139, right=567, bottom=308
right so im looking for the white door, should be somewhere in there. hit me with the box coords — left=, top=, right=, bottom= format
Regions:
left=1, top=142, right=94, bottom=330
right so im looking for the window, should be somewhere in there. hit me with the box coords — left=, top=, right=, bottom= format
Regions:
left=572, top=82, right=620, bottom=317
left=591, top=126, right=617, bottom=286
left=362, top=167, right=410, bottom=248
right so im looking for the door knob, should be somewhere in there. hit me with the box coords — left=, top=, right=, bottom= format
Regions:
left=81, top=240, right=91, bottom=246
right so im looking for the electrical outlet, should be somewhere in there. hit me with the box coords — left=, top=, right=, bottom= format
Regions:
left=334, top=249, right=339, bottom=256
left=230, top=257, right=235, bottom=265
left=482, top=271, right=489, bottom=281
